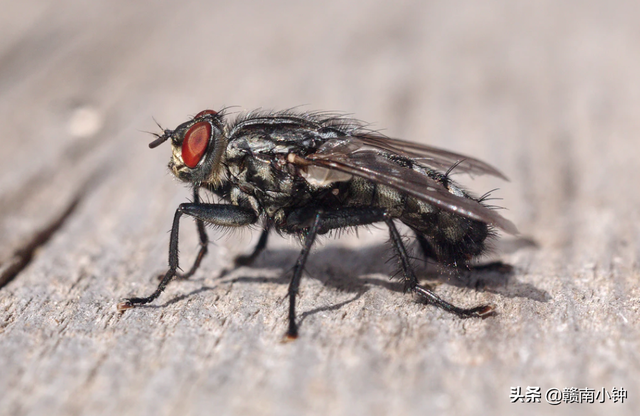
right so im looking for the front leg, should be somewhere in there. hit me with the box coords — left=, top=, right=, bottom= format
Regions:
left=234, top=222, right=271, bottom=267
left=174, top=188, right=209, bottom=280
left=117, top=203, right=257, bottom=311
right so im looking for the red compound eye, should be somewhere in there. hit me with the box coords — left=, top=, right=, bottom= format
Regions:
left=181, top=121, right=211, bottom=168
left=194, top=109, right=218, bottom=119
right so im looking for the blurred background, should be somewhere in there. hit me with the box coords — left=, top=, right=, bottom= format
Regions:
left=1, top=1, right=639, bottom=415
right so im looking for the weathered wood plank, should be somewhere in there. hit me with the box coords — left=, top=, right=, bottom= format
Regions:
left=1, top=1, right=638, bottom=415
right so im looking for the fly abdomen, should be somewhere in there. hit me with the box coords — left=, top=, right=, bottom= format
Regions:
left=343, top=171, right=491, bottom=266
left=406, top=209, right=491, bottom=267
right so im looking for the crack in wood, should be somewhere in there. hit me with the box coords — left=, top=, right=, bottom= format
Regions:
left=0, top=155, right=112, bottom=289
left=0, top=194, right=82, bottom=289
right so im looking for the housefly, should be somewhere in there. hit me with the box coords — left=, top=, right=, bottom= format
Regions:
left=117, top=108, right=517, bottom=338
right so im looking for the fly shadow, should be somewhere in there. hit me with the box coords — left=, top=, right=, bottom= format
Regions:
left=153, top=234, right=547, bottom=314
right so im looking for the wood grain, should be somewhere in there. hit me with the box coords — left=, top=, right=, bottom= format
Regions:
left=1, top=1, right=638, bottom=415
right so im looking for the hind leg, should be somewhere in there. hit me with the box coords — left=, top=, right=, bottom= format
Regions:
left=390, top=220, right=493, bottom=318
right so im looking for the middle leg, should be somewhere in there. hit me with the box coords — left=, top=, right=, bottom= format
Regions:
left=285, top=207, right=388, bottom=338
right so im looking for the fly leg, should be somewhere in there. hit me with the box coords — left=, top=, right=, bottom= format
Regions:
left=387, top=218, right=493, bottom=318
left=216, top=222, right=271, bottom=278
left=285, top=207, right=387, bottom=339
left=174, top=188, right=209, bottom=280
left=234, top=222, right=271, bottom=267
left=118, top=204, right=257, bottom=311
left=286, top=213, right=321, bottom=339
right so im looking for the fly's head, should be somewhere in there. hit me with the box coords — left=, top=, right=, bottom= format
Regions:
left=149, top=109, right=227, bottom=186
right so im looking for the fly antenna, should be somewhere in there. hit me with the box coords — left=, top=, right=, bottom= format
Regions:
left=148, top=133, right=170, bottom=148
left=148, top=117, right=171, bottom=148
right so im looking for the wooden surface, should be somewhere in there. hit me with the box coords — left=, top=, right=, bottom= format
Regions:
left=1, top=1, right=639, bottom=415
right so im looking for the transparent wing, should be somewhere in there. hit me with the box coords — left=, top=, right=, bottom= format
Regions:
left=325, top=133, right=509, bottom=180
left=306, top=142, right=517, bottom=234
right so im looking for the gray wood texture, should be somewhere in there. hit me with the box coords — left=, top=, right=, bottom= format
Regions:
left=1, top=1, right=638, bottom=415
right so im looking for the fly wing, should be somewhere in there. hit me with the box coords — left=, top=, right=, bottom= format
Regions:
left=306, top=144, right=518, bottom=234
left=350, top=133, right=509, bottom=180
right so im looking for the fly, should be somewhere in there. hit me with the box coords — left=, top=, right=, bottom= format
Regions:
left=117, top=108, right=518, bottom=339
